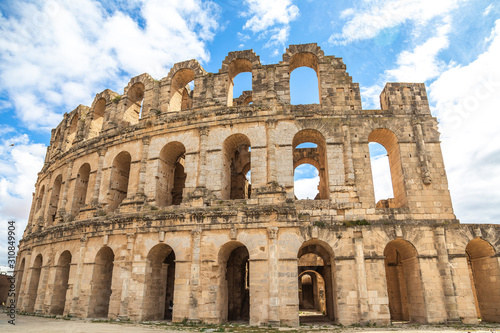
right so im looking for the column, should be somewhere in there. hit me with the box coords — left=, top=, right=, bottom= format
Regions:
left=189, top=228, right=201, bottom=322
left=342, top=124, right=355, bottom=185
left=137, top=136, right=151, bottom=196
left=69, top=236, right=87, bottom=317
left=413, top=123, right=431, bottom=184
left=197, top=127, right=209, bottom=188
left=268, top=227, right=279, bottom=325
left=58, top=159, right=74, bottom=220
left=91, top=148, right=106, bottom=204
left=354, top=232, right=369, bottom=323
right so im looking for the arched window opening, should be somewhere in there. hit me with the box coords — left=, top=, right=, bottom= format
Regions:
left=107, top=152, right=131, bottom=211
left=125, top=82, right=145, bottom=124
left=157, top=142, right=186, bottom=206
left=466, top=239, right=500, bottom=323
left=227, top=59, right=252, bottom=107
left=53, top=129, right=61, bottom=150
left=293, top=130, right=329, bottom=200
left=143, top=244, right=176, bottom=320
left=222, top=134, right=251, bottom=200
left=15, top=258, right=25, bottom=305
left=384, top=239, right=426, bottom=323
left=71, top=163, right=91, bottom=215
left=218, top=242, right=250, bottom=323
left=298, top=241, right=336, bottom=323
left=65, top=115, right=78, bottom=150
left=369, top=142, right=394, bottom=207
left=291, top=67, right=320, bottom=105
left=48, top=175, right=63, bottom=225
left=35, top=185, right=45, bottom=213
left=89, top=98, right=105, bottom=138
left=289, top=52, right=321, bottom=105
left=50, top=251, right=72, bottom=315
left=26, top=254, right=43, bottom=313
left=170, top=69, right=195, bottom=112
left=89, top=247, right=114, bottom=318
left=294, top=164, right=319, bottom=199
left=231, top=72, right=252, bottom=106
left=368, top=129, right=406, bottom=208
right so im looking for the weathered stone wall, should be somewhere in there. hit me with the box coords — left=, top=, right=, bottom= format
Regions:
left=14, top=44, right=500, bottom=326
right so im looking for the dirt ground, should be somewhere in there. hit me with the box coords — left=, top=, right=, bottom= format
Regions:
left=1, top=314, right=500, bottom=333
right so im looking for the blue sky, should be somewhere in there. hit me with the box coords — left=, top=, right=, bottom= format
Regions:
left=0, top=0, right=499, bottom=265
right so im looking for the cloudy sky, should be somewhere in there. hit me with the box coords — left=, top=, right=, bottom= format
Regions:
left=0, top=0, right=499, bottom=265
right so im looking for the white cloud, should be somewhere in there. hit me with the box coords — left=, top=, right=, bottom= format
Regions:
left=240, top=0, right=299, bottom=51
left=294, top=177, right=319, bottom=200
left=0, top=134, right=46, bottom=265
left=483, top=4, right=493, bottom=16
left=370, top=155, right=394, bottom=202
left=0, top=0, right=220, bottom=131
left=330, top=0, right=464, bottom=44
left=429, top=19, right=500, bottom=223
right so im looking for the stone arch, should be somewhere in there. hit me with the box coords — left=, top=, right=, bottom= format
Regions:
left=166, top=60, right=206, bottom=112
left=35, top=185, right=45, bottom=213
left=222, top=134, right=251, bottom=200
left=384, top=239, right=426, bottom=323
left=217, top=241, right=250, bottom=323
left=142, top=243, right=176, bottom=320
left=368, top=128, right=407, bottom=208
left=298, top=270, right=326, bottom=314
left=65, top=113, right=79, bottom=151
left=89, top=246, right=114, bottom=318
left=107, top=151, right=131, bottom=211
left=466, top=238, right=500, bottom=322
left=89, top=98, right=106, bottom=138
left=15, top=258, right=26, bottom=305
left=221, top=53, right=258, bottom=107
left=49, top=250, right=72, bottom=315
left=297, top=239, right=336, bottom=322
left=25, top=254, right=43, bottom=313
left=220, top=50, right=261, bottom=73
left=124, top=82, right=145, bottom=125
left=71, top=163, right=91, bottom=215
left=282, top=43, right=325, bottom=66
left=156, top=142, right=186, bottom=206
left=293, top=129, right=329, bottom=200
left=48, top=174, right=63, bottom=225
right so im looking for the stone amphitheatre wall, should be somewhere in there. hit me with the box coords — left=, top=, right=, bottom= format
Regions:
left=14, top=43, right=500, bottom=326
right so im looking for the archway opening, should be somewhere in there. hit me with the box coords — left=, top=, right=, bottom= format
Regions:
left=223, top=134, right=251, bottom=200
left=50, top=250, right=72, bottom=315
left=369, top=142, right=394, bottom=207
left=227, top=59, right=252, bottom=107
left=218, top=242, right=250, bottom=323
left=170, top=69, right=195, bottom=112
left=48, top=174, right=63, bottom=225
left=89, top=98, right=105, bottom=138
left=107, top=151, right=131, bottom=211
left=144, top=244, right=176, bottom=320
left=72, top=163, right=91, bottom=215
left=89, top=247, right=114, bottom=318
left=35, top=185, right=45, bottom=213
left=15, top=258, right=25, bottom=305
left=298, top=241, right=336, bottom=323
left=157, top=142, right=186, bottom=206
left=368, top=129, right=406, bottom=208
left=65, top=115, right=78, bottom=150
left=125, top=82, right=145, bottom=124
left=26, top=254, right=43, bottom=313
left=294, top=164, right=319, bottom=199
left=289, top=52, right=321, bottom=105
left=384, top=239, right=425, bottom=323
left=293, top=130, right=329, bottom=200
left=466, top=238, right=500, bottom=323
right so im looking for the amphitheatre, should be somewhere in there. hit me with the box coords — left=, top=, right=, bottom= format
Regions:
left=12, top=43, right=500, bottom=326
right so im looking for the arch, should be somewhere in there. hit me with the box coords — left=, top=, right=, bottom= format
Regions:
left=466, top=238, right=500, bottom=322
left=369, top=142, right=394, bottom=206
left=71, top=163, right=91, bottom=215
left=124, top=82, right=145, bottom=124
left=288, top=52, right=321, bottom=105
left=89, top=246, right=114, bottom=318
left=89, top=97, right=106, bottom=138
left=384, top=239, right=425, bottom=323
left=169, top=68, right=195, bottom=112
left=297, top=240, right=336, bottom=322
left=157, top=142, right=186, bottom=206
left=15, top=258, right=25, bottom=305
left=294, top=164, right=320, bottom=200
left=50, top=250, right=72, bottom=315
left=217, top=241, right=250, bottom=323
left=107, top=151, right=131, bottom=211
left=222, top=134, right=251, bottom=200
left=25, top=254, right=43, bottom=313
left=142, top=243, right=176, bottom=320
left=298, top=270, right=326, bottom=315
left=368, top=128, right=407, bottom=208
left=48, top=174, right=63, bottom=224
left=35, top=185, right=45, bottom=213
left=65, top=114, right=78, bottom=150
left=293, top=129, right=329, bottom=200
left=226, top=58, right=252, bottom=107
